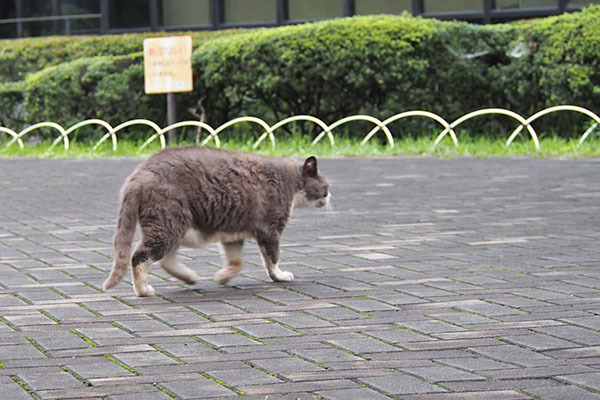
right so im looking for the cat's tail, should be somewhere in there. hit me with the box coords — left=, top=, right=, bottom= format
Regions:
left=103, top=189, right=139, bottom=291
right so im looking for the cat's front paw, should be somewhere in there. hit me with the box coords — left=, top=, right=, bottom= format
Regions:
left=271, top=269, right=294, bottom=282
left=180, top=269, right=200, bottom=285
left=214, top=268, right=236, bottom=285
left=134, top=284, right=156, bottom=297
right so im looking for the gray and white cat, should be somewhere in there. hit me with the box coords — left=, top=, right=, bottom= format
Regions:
left=102, top=146, right=330, bottom=296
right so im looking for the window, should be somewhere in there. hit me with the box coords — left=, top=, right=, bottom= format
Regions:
left=109, top=0, right=149, bottom=30
left=355, top=0, right=412, bottom=15
left=424, top=0, right=481, bottom=13
left=568, top=0, right=600, bottom=6
left=162, top=0, right=210, bottom=28
left=288, top=0, right=343, bottom=21
left=224, top=0, right=276, bottom=24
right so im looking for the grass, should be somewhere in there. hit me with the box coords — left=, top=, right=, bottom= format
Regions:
left=0, top=131, right=599, bottom=159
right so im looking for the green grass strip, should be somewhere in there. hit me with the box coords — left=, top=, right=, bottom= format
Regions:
left=69, top=328, right=99, bottom=348
left=201, top=372, right=246, bottom=396
left=2, top=134, right=600, bottom=159
left=104, top=354, right=137, bottom=375
left=10, top=375, right=39, bottom=399
left=0, top=316, right=20, bottom=332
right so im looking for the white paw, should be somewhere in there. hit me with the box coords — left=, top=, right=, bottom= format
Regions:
left=214, top=269, right=235, bottom=285
left=181, top=270, right=200, bottom=285
left=134, top=284, right=155, bottom=297
left=272, top=270, right=294, bottom=282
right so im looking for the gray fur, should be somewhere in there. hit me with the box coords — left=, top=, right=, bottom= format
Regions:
left=102, top=146, right=330, bottom=296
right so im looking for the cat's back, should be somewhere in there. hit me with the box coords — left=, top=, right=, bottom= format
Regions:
left=128, top=146, right=282, bottom=191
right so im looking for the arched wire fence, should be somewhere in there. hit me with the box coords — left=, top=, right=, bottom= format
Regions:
left=1, top=105, right=599, bottom=153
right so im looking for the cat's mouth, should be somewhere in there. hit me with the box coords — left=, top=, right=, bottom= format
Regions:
left=315, top=192, right=331, bottom=208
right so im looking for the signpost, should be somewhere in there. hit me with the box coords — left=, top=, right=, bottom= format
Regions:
left=143, top=36, right=193, bottom=144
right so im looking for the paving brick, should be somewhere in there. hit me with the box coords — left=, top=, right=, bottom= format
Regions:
left=435, top=356, right=517, bottom=371
left=107, top=390, right=175, bottom=400
left=239, top=379, right=359, bottom=395
left=524, top=385, right=600, bottom=400
left=363, top=327, right=435, bottom=343
left=398, top=319, right=468, bottom=334
left=556, top=371, right=600, bottom=391
left=535, top=325, right=600, bottom=346
left=65, top=357, right=135, bottom=379
left=18, top=369, right=84, bottom=391
left=315, top=387, right=393, bottom=400
left=249, top=356, right=326, bottom=374
left=289, top=346, right=364, bottom=364
left=441, top=378, right=565, bottom=392
left=234, top=322, right=300, bottom=339
left=400, top=365, right=485, bottom=383
left=160, top=377, right=237, bottom=398
left=482, top=365, right=597, bottom=380
left=304, top=306, right=370, bottom=321
left=2, top=157, right=600, bottom=399
left=198, top=333, right=263, bottom=348
left=155, top=340, right=221, bottom=358
left=400, top=390, right=529, bottom=400
left=468, top=344, right=555, bottom=366
left=358, top=373, right=446, bottom=395
left=426, top=311, right=497, bottom=325
left=327, top=334, right=403, bottom=355
left=501, top=333, right=579, bottom=351
left=0, top=381, right=35, bottom=400
left=113, top=350, right=182, bottom=368
left=270, top=312, right=336, bottom=329
left=206, top=365, right=283, bottom=387
left=0, top=343, right=47, bottom=360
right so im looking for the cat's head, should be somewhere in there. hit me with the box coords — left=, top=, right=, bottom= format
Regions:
left=294, top=156, right=330, bottom=209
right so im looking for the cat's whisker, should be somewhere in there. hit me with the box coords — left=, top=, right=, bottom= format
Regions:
left=324, top=193, right=335, bottom=214
left=325, top=202, right=335, bottom=214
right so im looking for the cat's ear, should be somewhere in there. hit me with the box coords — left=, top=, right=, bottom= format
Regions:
left=303, top=156, right=318, bottom=177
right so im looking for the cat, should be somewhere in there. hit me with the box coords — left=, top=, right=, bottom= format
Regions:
left=102, top=146, right=330, bottom=297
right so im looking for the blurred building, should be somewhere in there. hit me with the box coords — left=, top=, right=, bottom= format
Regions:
left=0, top=0, right=598, bottom=39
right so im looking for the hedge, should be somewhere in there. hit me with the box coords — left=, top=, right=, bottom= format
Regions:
left=1, top=6, right=599, bottom=141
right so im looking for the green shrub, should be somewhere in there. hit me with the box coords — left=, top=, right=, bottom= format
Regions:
left=190, top=15, right=525, bottom=135
left=0, top=30, right=237, bottom=134
left=22, top=54, right=158, bottom=128
left=0, top=30, right=239, bottom=82
left=517, top=8, right=600, bottom=132
left=1, top=6, right=599, bottom=141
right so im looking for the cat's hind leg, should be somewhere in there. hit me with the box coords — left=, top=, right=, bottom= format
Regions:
left=215, top=240, right=244, bottom=284
left=159, top=250, right=199, bottom=285
left=131, top=258, right=155, bottom=297
left=131, top=225, right=187, bottom=297
left=256, top=234, right=294, bottom=282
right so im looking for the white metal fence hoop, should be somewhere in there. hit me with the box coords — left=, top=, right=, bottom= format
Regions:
left=160, top=121, right=220, bottom=148
left=374, top=111, right=455, bottom=148
left=1, top=105, right=598, bottom=154
left=321, top=115, right=393, bottom=147
left=504, top=105, right=600, bottom=147
left=110, top=119, right=163, bottom=153
left=1, top=127, right=24, bottom=149
left=260, top=115, right=333, bottom=148
left=5, top=122, right=68, bottom=151
left=198, top=116, right=274, bottom=149
left=63, top=119, right=117, bottom=152
left=441, top=108, right=539, bottom=150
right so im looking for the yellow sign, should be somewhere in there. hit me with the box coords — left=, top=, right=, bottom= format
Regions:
left=143, top=36, right=193, bottom=94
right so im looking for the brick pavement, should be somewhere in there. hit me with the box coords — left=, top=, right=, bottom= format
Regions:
left=0, top=156, right=599, bottom=399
